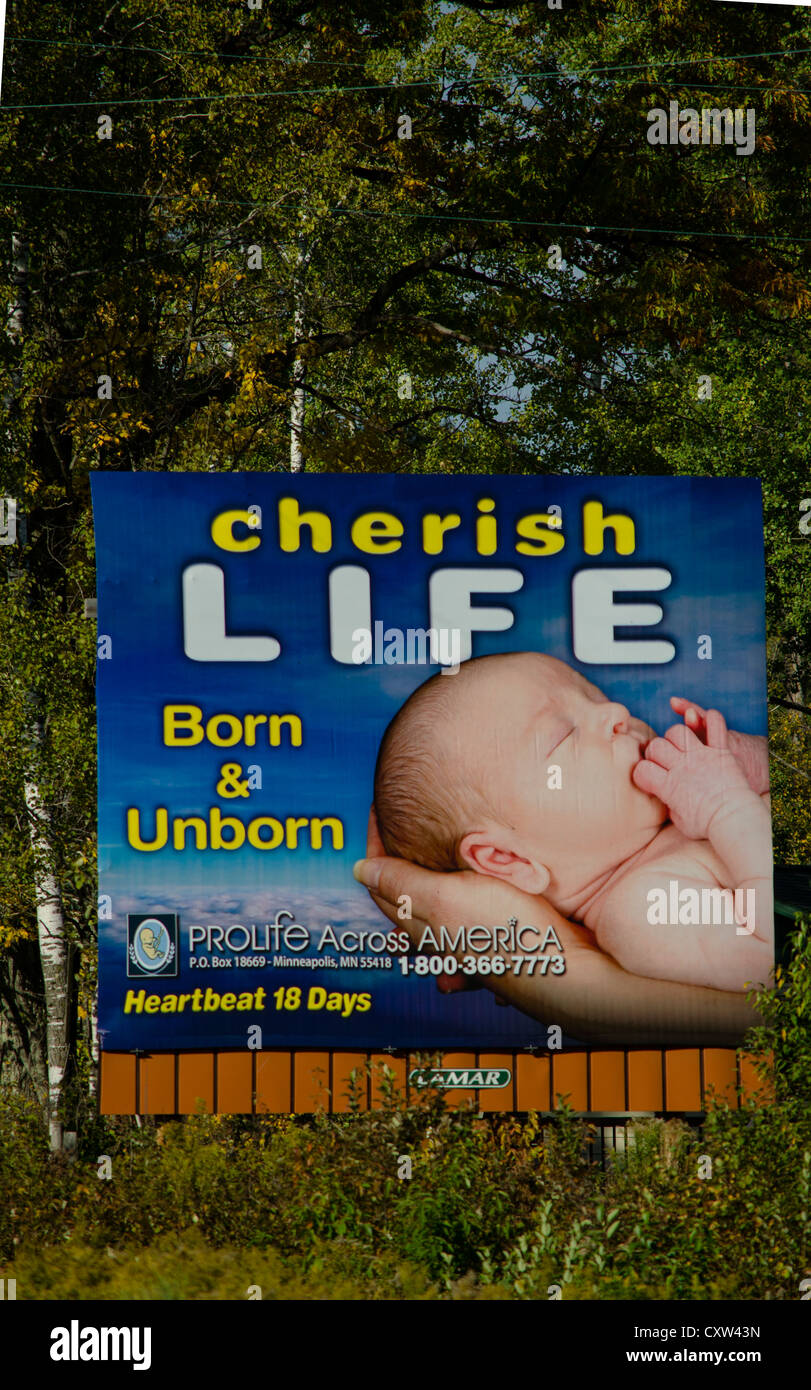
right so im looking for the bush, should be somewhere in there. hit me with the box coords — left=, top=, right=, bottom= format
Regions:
left=6, top=1227, right=442, bottom=1300
left=1, top=923, right=809, bottom=1300
left=747, top=915, right=811, bottom=1109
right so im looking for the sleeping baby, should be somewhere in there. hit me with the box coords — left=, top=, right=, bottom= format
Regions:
left=373, top=653, right=773, bottom=992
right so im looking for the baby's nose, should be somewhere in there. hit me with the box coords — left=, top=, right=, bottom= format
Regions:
left=604, top=702, right=630, bottom=736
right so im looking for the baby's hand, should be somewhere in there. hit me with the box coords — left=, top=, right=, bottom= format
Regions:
left=633, top=711, right=754, bottom=840
left=670, top=697, right=770, bottom=795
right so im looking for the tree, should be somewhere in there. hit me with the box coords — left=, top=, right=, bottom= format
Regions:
left=3, top=0, right=811, bottom=1117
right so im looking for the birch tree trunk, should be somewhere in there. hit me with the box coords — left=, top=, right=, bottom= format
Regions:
left=6, top=231, right=72, bottom=1149
left=289, top=236, right=307, bottom=473
left=88, top=993, right=99, bottom=1099
left=24, top=728, right=70, bottom=1152
left=289, top=354, right=306, bottom=472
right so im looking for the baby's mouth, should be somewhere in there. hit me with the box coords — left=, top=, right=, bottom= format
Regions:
left=627, top=736, right=649, bottom=778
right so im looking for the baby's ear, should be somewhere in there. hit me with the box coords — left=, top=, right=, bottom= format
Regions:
left=458, top=833, right=550, bottom=895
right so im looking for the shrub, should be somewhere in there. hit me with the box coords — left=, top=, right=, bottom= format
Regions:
left=1, top=923, right=809, bottom=1299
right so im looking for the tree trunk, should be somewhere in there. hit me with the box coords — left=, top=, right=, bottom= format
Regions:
left=0, top=942, right=47, bottom=1101
left=289, top=356, right=306, bottom=473
left=24, top=722, right=71, bottom=1151
left=7, top=233, right=29, bottom=349
left=289, top=236, right=307, bottom=473
left=88, top=992, right=99, bottom=1099
left=5, top=231, right=73, bottom=1148
left=784, top=650, right=806, bottom=759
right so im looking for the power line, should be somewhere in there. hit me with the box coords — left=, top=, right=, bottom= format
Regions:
left=1, top=177, right=809, bottom=246
left=0, top=81, right=432, bottom=112
left=7, top=79, right=811, bottom=115
left=5, top=47, right=811, bottom=112
left=7, top=35, right=811, bottom=77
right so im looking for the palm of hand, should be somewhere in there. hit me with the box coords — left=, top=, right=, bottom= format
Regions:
left=364, top=806, right=600, bottom=961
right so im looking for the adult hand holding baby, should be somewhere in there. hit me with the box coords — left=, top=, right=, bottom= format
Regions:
left=354, top=808, right=760, bottom=1047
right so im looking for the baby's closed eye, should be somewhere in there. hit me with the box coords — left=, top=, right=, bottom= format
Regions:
left=549, top=726, right=574, bottom=754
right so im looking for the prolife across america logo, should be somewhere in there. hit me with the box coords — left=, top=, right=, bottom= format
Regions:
left=127, top=914, right=178, bottom=978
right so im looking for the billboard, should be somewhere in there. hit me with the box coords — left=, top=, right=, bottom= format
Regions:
left=92, top=473, right=773, bottom=1053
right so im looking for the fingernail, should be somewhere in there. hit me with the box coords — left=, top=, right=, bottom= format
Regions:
left=353, top=858, right=381, bottom=889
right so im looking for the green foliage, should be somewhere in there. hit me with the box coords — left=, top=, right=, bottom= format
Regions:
left=491, top=1104, right=811, bottom=1301
left=0, top=1092, right=73, bottom=1257
left=1, top=1097, right=808, bottom=1300
left=2, top=975, right=810, bottom=1302
left=1, top=0, right=811, bottom=1274
left=8, top=1228, right=443, bottom=1301
left=746, top=915, right=811, bottom=1108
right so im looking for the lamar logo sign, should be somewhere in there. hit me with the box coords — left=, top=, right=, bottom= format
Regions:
left=409, top=1067, right=511, bottom=1090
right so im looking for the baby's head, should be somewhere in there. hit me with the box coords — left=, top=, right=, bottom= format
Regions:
left=374, top=652, right=666, bottom=899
